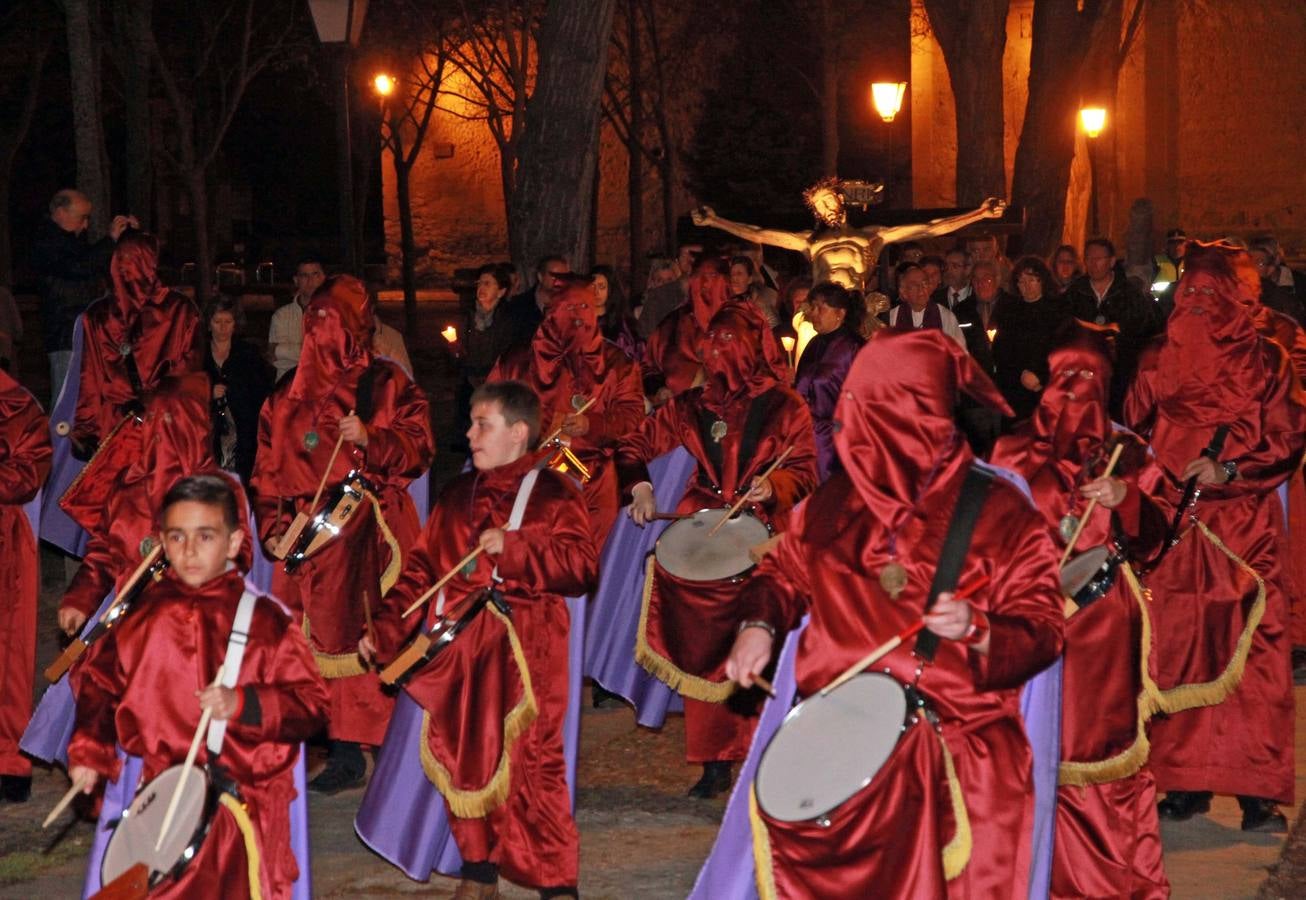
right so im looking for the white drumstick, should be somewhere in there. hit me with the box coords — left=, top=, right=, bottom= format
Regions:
left=156, top=666, right=223, bottom=851
left=42, top=774, right=91, bottom=829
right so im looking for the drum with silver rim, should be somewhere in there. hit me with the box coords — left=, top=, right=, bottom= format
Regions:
left=1060, top=545, right=1122, bottom=611
left=654, top=508, right=770, bottom=582
left=754, top=672, right=932, bottom=823
left=101, top=764, right=223, bottom=888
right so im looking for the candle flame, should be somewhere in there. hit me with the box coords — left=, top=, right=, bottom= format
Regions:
left=441, top=325, right=458, bottom=343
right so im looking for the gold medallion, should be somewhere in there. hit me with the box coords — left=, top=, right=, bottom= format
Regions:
left=710, top=420, right=728, bottom=443
left=878, top=561, right=909, bottom=599
left=1058, top=514, right=1079, bottom=543
left=139, top=535, right=155, bottom=558
left=571, top=393, right=586, bottom=411
left=304, top=430, right=320, bottom=451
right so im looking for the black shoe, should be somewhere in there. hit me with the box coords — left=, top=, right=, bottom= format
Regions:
left=1157, top=790, right=1212, bottom=821
left=687, top=761, right=733, bottom=799
left=1293, top=647, right=1306, bottom=685
left=591, top=683, right=622, bottom=709
left=0, top=775, right=31, bottom=802
left=309, top=742, right=367, bottom=794
left=1238, top=796, right=1288, bottom=832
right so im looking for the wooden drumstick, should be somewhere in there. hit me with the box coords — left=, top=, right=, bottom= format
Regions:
left=273, top=409, right=355, bottom=560
left=42, top=773, right=93, bottom=828
left=1058, top=442, right=1125, bottom=569
left=706, top=446, right=795, bottom=539
left=538, top=396, right=598, bottom=449
left=156, top=667, right=224, bottom=851
left=310, top=408, right=354, bottom=513
left=402, top=544, right=487, bottom=619
left=819, top=572, right=991, bottom=697
left=751, top=674, right=776, bottom=699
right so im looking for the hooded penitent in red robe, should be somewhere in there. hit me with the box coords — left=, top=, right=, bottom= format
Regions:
left=991, top=323, right=1169, bottom=899
left=0, top=369, right=52, bottom=780
left=369, top=454, right=596, bottom=890
left=251, top=275, right=434, bottom=746
left=490, top=280, right=644, bottom=554
left=68, top=479, right=330, bottom=900
left=64, top=233, right=200, bottom=517
left=641, top=260, right=732, bottom=399
left=740, top=329, right=1064, bottom=899
left=61, top=374, right=216, bottom=618
left=1125, top=242, right=1306, bottom=804
left=616, top=302, right=818, bottom=763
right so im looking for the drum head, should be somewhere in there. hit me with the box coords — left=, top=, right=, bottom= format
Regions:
left=755, top=673, right=909, bottom=822
left=1060, top=546, right=1111, bottom=598
left=654, top=509, right=770, bottom=582
left=102, top=765, right=209, bottom=885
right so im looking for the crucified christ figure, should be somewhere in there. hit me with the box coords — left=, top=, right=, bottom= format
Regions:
left=692, top=179, right=1007, bottom=296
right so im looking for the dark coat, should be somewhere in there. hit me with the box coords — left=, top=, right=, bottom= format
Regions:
left=991, top=294, right=1071, bottom=423
left=204, top=337, right=273, bottom=483
left=1063, top=269, right=1164, bottom=419
left=30, top=218, right=115, bottom=353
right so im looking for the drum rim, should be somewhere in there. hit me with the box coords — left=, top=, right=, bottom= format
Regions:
left=754, top=672, right=914, bottom=822
left=654, top=507, right=771, bottom=583
left=101, top=764, right=221, bottom=888
left=1062, top=545, right=1121, bottom=605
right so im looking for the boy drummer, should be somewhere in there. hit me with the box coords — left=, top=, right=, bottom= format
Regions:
left=67, top=474, right=329, bottom=899
left=360, top=381, right=596, bottom=900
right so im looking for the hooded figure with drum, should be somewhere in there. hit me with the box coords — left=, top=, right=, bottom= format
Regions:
left=726, top=330, right=1063, bottom=898
left=619, top=299, right=819, bottom=799
left=990, top=321, right=1170, bottom=899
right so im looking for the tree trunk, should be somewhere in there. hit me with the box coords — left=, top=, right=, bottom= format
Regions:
left=509, top=0, right=617, bottom=272
left=923, top=0, right=1009, bottom=205
left=63, top=0, right=110, bottom=238
left=188, top=170, right=212, bottom=303
left=819, top=0, right=838, bottom=178
left=396, top=158, right=419, bottom=338
left=119, top=0, right=153, bottom=221
left=625, top=0, right=644, bottom=284
left=0, top=41, right=49, bottom=284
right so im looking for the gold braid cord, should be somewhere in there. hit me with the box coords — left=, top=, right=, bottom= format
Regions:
left=417, top=605, right=538, bottom=819
left=1059, top=562, right=1155, bottom=787
left=366, top=490, right=403, bottom=595
left=218, top=793, right=265, bottom=900
left=747, top=729, right=971, bottom=896
left=1151, top=520, right=1267, bottom=716
left=634, top=554, right=738, bottom=703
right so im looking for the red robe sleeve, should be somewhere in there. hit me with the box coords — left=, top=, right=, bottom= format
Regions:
left=226, top=606, right=332, bottom=745
left=758, top=397, right=817, bottom=518
left=252, top=396, right=292, bottom=544
left=739, top=502, right=816, bottom=634
left=0, top=395, right=51, bottom=504
left=495, top=472, right=597, bottom=599
left=67, top=630, right=126, bottom=778
left=582, top=353, right=645, bottom=447
left=60, top=532, right=117, bottom=617
left=614, top=396, right=688, bottom=495
left=360, top=365, right=435, bottom=482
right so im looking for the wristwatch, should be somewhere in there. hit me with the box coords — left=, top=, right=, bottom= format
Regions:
left=1221, top=459, right=1239, bottom=483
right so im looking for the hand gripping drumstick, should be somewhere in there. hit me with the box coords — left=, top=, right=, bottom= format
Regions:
left=42, top=770, right=96, bottom=828
left=538, top=396, right=598, bottom=449
left=156, top=666, right=224, bottom=851
left=1058, top=442, right=1125, bottom=569
left=705, top=446, right=795, bottom=539
left=402, top=537, right=499, bottom=619
left=273, top=409, right=354, bottom=559
left=819, top=572, right=991, bottom=697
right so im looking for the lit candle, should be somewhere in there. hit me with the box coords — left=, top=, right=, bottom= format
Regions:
left=985, top=327, right=997, bottom=343
left=441, top=325, right=458, bottom=343
left=780, top=335, right=796, bottom=369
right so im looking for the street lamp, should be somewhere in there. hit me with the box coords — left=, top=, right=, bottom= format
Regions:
left=1079, top=106, right=1107, bottom=139
left=870, top=82, right=907, bottom=123
left=307, top=0, right=370, bottom=274
left=373, top=72, right=395, bottom=97
left=1079, top=105, right=1107, bottom=235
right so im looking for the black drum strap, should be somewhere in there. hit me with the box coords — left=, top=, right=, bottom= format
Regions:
left=695, top=387, right=782, bottom=490
left=914, top=465, right=994, bottom=663
left=355, top=361, right=379, bottom=423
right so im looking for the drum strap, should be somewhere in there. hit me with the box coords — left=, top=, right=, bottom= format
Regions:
left=695, top=388, right=781, bottom=489
left=914, top=465, right=994, bottom=663
left=207, top=589, right=260, bottom=756
left=491, top=468, right=539, bottom=585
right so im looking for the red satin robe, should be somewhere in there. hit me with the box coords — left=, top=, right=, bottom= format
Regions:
left=490, top=341, right=644, bottom=553
left=1127, top=341, right=1304, bottom=803
left=0, top=375, right=52, bottom=778
left=252, top=358, right=434, bottom=746
left=68, top=569, right=329, bottom=900
left=742, top=459, right=1064, bottom=899
left=642, top=306, right=705, bottom=396
left=371, top=454, right=596, bottom=890
left=616, top=386, right=818, bottom=762
left=991, top=431, right=1170, bottom=899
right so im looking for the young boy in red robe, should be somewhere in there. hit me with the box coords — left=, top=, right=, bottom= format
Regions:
left=990, top=323, right=1170, bottom=899
left=1125, top=241, right=1306, bottom=831
left=361, top=380, right=596, bottom=900
left=728, top=330, right=1064, bottom=898
left=252, top=275, right=434, bottom=792
left=0, top=368, right=53, bottom=801
left=490, top=276, right=643, bottom=552
left=68, top=473, right=329, bottom=899
left=621, top=301, right=818, bottom=798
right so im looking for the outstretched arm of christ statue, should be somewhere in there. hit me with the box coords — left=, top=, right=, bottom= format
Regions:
left=692, top=206, right=811, bottom=254
left=871, top=197, right=1007, bottom=245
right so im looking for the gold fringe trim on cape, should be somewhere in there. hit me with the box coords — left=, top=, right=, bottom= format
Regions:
left=938, top=733, right=971, bottom=881
left=1059, top=562, right=1155, bottom=787
left=365, top=490, right=403, bottom=595
left=417, top=605, right=538, bottom=818
left=748, top=786, right=779, bottom=900
left=745, top=730, right=972, bottom=891
left=218, top=793, right=265, bottom=900
left=634, top=554, right=738, bottom=704
left=301, top=615, right=368, bottom=679
left=58, top=414, right=134, bottom=513
left=1150, top=520, right=1267, bottom=716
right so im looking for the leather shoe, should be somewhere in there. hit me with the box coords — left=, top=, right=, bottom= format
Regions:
left=452, top=878, right=500, bottom=899
left=1156, top=790, right=1212, bottom=821
left=0, top=775, right=31, bottom=802
left=687, top=761, right=733, bottom=799
left=307, top=758, right=366, bottom=794
left=1238, top=796, right=1288, bottom=832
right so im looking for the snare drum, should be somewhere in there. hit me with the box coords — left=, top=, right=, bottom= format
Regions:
left=654, top=508, right=770, bottom=582
left=101, top=764, right=222, bottom=888
left=1060, top=546, right=1122, bottom=611
left=754, top=673, right=931, bottom=823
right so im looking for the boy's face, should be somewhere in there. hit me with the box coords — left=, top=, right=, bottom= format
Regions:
left=467, top=400, right=529, bottom=471
left=161, top=500, right=244, bottom=588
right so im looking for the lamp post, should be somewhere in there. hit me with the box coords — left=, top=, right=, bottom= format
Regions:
left=307, top=0, right=369, bottom=274
left=1079, top=106, right=1106, bottom=235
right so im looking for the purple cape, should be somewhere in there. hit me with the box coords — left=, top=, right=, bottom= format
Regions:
left=40, top=315, right=90, bottom=556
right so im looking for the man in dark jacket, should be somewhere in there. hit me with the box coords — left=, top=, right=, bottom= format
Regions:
left=1064, top=238, right=1163, bottom=419
left=30, top=189, right=136, bottom=403
left=500, top=254, right=569, bottom=348
left=954, top=260, right=1006, bottom=453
